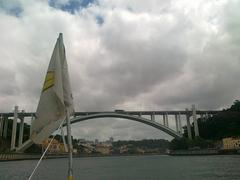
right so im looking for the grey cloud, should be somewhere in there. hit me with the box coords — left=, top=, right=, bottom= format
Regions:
left=0, top=67, right=18, bottom=96
left=0, top=0, right=240, bottom=140
left=0, top=0, right=23, bottom=17
left=80, top=10, right=189, bottom=110
left=223, top=0, right=240, bottom=44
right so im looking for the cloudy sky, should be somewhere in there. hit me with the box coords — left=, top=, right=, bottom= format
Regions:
left=0, top=0, right=240, bottom=141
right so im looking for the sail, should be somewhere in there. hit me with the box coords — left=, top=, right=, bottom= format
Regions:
left=31, top=33, right=74, bottom=144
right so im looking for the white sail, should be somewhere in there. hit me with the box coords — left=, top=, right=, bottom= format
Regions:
left=31, top=33, right=74, bottom=144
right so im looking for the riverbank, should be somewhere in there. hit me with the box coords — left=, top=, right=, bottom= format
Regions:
left=0, top=153, right=167, bottom=161
left=0, top=153, right=70, bottom=161
left=1, top=150, right=240, bottom=161
left=169, top=149, right=240, bottom=156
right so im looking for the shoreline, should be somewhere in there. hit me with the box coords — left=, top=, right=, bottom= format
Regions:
left=0, top=153, right=167, bottom=162
left=169, top=149, right=240, bottom=156
left=1, top=150, right=240, bottom=162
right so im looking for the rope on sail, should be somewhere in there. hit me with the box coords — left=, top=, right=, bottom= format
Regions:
left=27, top=119, right=66, bottom=180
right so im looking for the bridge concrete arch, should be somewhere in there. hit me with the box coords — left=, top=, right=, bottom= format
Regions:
left=70, top=113, right=182, bottom=139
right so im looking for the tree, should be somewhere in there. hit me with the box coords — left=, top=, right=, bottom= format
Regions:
left=183, top=100, right=240, bottom=140
left=169, top=138, right=188, bottom=150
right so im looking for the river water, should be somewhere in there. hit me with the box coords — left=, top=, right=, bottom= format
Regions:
left=0, top=155, right=240, bottom=180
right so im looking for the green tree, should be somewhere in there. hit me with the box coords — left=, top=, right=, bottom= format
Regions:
left=183, top=100, right=240, bottom=140
left=169, top=138, right=188, bottom=150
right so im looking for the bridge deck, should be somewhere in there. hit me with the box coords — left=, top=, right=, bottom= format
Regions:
left=0, top=110, right=221, bottom=118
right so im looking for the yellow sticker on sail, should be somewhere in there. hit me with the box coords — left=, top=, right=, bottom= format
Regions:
left=42, top=71, right=54, bottom=92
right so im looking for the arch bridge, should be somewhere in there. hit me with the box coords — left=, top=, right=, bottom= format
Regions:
left=0, top=105, right=220, bottom=152
left=71, top=112, right=181, bottom=138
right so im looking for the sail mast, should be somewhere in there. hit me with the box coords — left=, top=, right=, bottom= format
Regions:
left=66, top=109, right=73, bottom=180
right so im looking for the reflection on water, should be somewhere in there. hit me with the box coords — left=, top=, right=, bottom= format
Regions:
left=0, top=155, right=240, bottom=180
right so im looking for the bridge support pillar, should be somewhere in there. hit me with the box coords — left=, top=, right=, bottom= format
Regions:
left=200, top=114, right=204, bottom=122
left=11, top=106, right=18, bottom=151
left=30, top=114, right=34, bottom=137
left=138, top=112, right=142, bottom=117
left=3, top=118, right=8, bottom=138
left=165, top=113, right=169, bottom=127
left=18, top=117, right=24, bottom=147
left=178, top=113, right=182, bottom=134
left=205, top=112, right=209, bottom=120
left=163, top=115, right=166, bottom=126
left=192, top=104, right=199, bottom=137
left=186, top=109, right=192, bottom=140
left=0, top=115, right=3, bottom=137
left=151, top=114, right=155, bottom=121
left=175, top=114, right=179, bottom=133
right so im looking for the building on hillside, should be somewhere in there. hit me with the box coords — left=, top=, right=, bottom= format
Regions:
left=119, top=145, right=128, bottom=154
left=95, top=139, right=99, bottom=145
left=79, top=143, right=95, bottom=154
left=95, top=144, right=112, bottom=155
left=41, top=138, right=66, bottom=154
left=136, top=148, right=145, bottom=154
left=222, top=137, right=240, bottom=150
left=77, top=139, right=86, bottom=145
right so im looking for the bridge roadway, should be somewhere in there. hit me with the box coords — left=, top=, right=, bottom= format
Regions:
left=0, top=110, right=221, bottom=118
